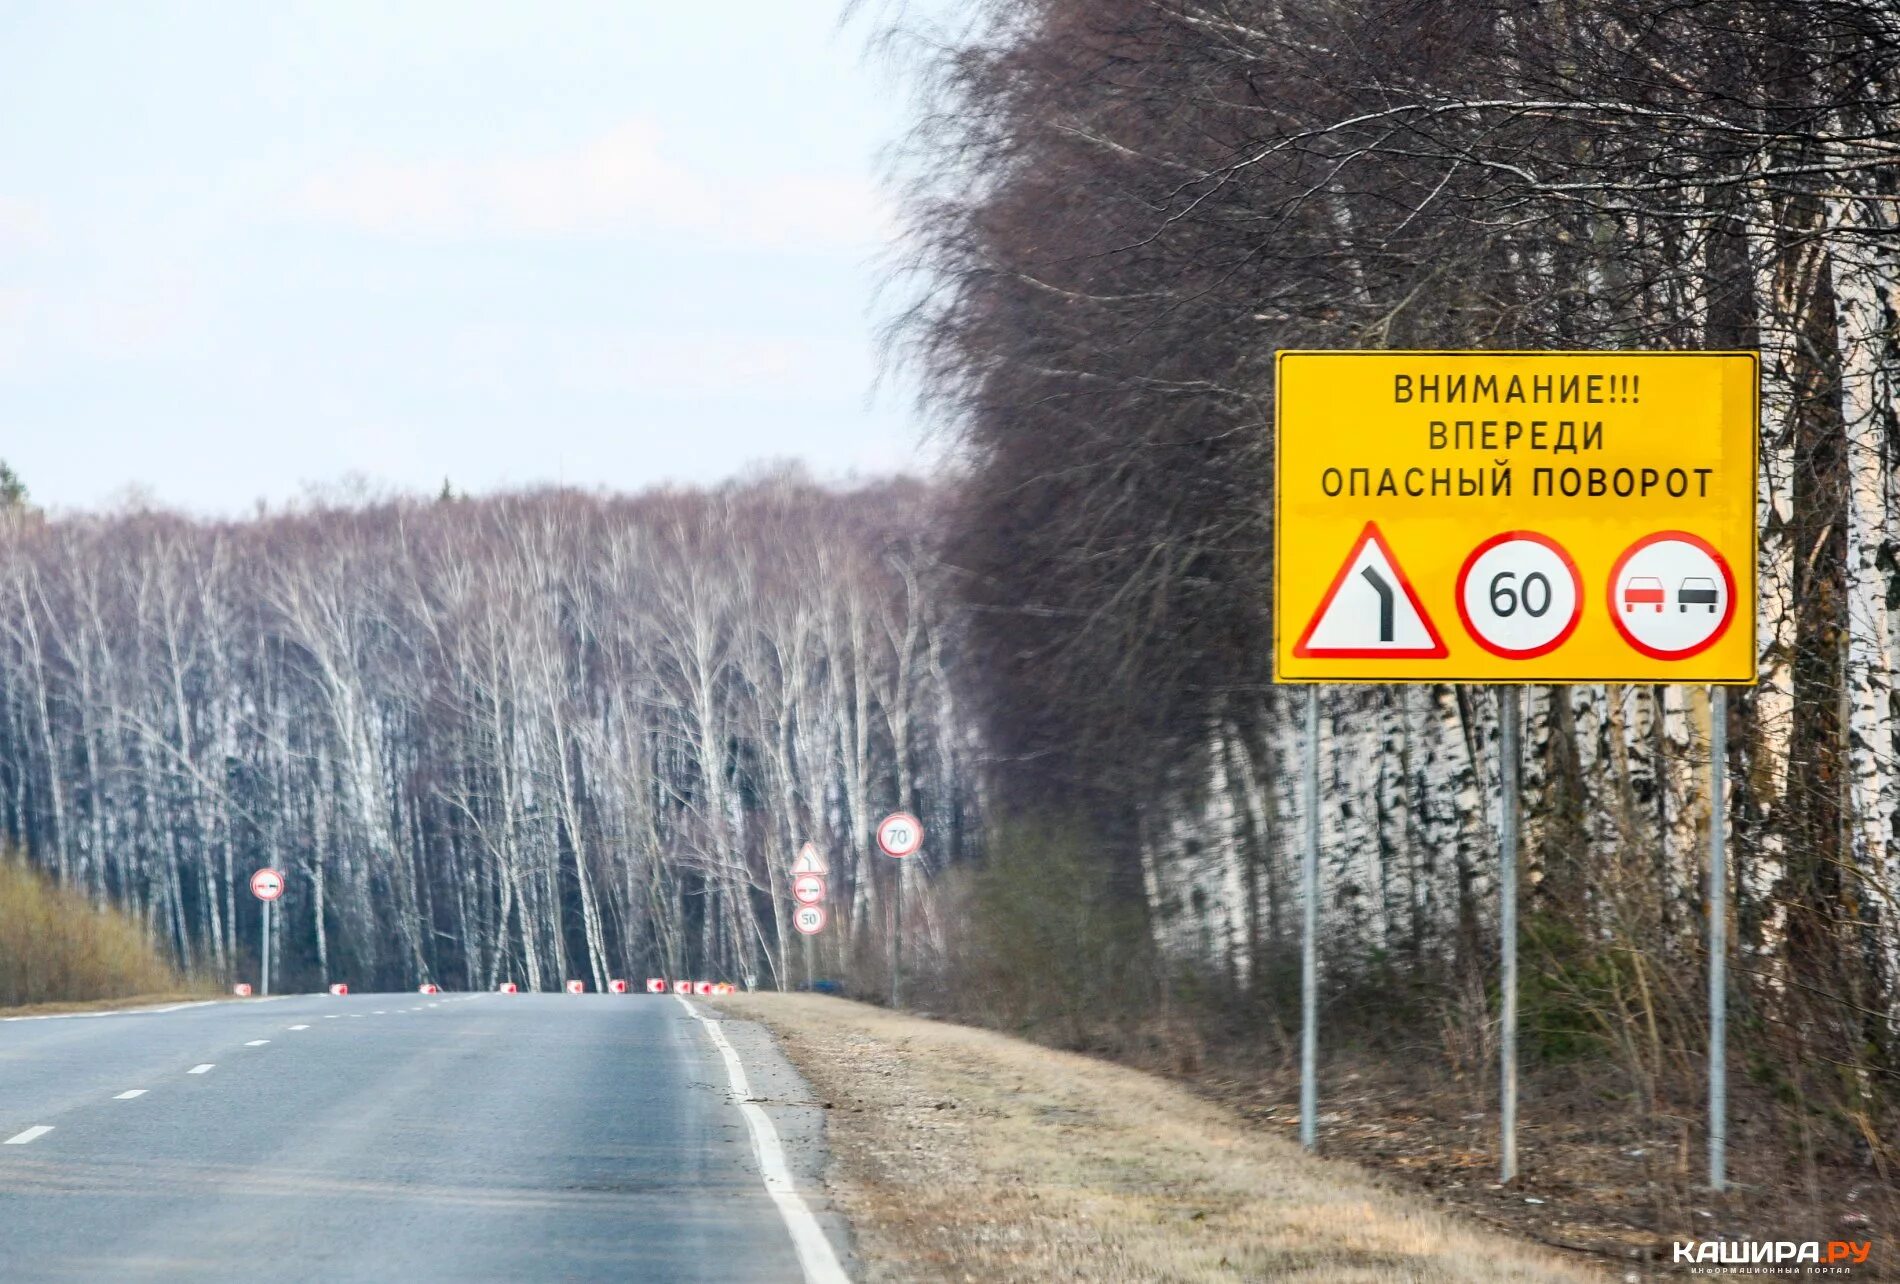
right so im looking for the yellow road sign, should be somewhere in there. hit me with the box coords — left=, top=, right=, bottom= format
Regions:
left=1274, top=351, right=1758, bottom=684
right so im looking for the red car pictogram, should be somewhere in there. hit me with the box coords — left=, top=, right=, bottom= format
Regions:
left=1622, top=576, right=1665, bottom=612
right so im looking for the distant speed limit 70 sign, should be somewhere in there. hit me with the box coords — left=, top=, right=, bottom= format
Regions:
left=250, top=867, right=285, bottom=901
left=876, top=812, right=922, bottom=858
left=1275, top=351, right=1758, bottom=683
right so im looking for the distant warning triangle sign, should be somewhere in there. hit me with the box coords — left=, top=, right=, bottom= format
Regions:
left=1293, top=522, right=1447, bottom=659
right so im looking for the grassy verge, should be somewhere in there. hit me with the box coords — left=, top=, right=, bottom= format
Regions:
left=0, top=859, right=205, bottom=1008
left=725, top=993, right=1605, bottom=1283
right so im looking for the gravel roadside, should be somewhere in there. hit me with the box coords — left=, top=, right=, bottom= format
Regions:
left=723, top=993, right=1607, bottom=1283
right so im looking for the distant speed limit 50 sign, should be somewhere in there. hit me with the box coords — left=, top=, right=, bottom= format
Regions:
left=1274, top=351, right=1757, bottom=683
left=249, top=867, right=285, bottom=901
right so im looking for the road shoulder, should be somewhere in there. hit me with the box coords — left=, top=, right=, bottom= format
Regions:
left=725, top=993, right=1606, bottom=1283
left=691, top=997, right=859, bottom=1280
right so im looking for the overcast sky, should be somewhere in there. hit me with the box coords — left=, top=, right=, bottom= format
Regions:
left=0, top=2, right=932, bottom=515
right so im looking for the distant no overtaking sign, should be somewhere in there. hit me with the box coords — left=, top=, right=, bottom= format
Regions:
left=250, top=867, right=285, bottom=901
left=876, top=812, right=923, bottom=858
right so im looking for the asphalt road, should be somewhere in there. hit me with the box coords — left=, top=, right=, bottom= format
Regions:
left=0, top=992, right=849, bottom=1282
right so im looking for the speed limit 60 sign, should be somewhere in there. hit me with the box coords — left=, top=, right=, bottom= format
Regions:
left=1274, top=351, right=1757, bottom=683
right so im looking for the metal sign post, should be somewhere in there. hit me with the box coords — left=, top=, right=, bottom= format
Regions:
left=1498, top=688, right=1521, bottom=1183
left=877, top=814, right=923, bottom=1009
left=249, top=867, right=284, bottom=997
left=891, top=863, right=904, bottom=1008
left=1708, top=684, right=1728, bottom=1191
left=1300, top=686, right=1321, bottom=1151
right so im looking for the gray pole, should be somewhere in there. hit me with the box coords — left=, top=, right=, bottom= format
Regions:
left=261, top=899, right=272, bottom=998
left=1301, top=684, right=1320, bottom=1151
left=1708, top=684, right=1728, bottom=1191
left=1498, top=687, right=1520, bottom=1184
left=890, top=858, right=904, bottom=1009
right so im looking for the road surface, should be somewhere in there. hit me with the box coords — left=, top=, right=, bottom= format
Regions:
left=0, top=992, right=849, bottom=1282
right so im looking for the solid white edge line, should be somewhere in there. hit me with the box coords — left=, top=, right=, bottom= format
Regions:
left=4, top=1126, right=53, bottom=1144
left=678, top=996, right=848, bottom=1284
left=0, top=999, right=223, bottom=1023
left=114, top=1090, right=147, bottom=1099
left=187, top=1063, right=214, bottom=1075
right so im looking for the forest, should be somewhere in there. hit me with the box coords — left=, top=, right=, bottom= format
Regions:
left=0, top=477, right=975, bottom=994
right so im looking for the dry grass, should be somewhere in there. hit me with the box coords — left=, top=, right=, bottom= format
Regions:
left=727, top=993, right=1608, bottom=1283
left=0, top=859, right=196, bottom=1008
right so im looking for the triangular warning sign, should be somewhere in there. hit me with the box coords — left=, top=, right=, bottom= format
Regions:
left=1292, top=522, right=1448, bottom=659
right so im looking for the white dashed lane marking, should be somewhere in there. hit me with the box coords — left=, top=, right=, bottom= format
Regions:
left=113, top=1090, right=146, bottom=1100
left=187, top=1064, right=214, bottom=1075
left=288, top=1024, right=309, bottom=1031
left=245, top=1040, right=269, bottom=1047
left=4, top=1126, right=53, bottom=1145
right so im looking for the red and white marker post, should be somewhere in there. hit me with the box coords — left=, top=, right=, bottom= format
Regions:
left=876, top=812, right=924, bottom=1007
left=694, top=981, right=714, bottom=997
left=233, top=983, right=252, bottom=997
left=498, top=982, right=518, bottom=994
left=673, top=980, right=691, bottom=996
left=566, top=979, right=586, bottom=995
left=645, top=978, right=667, bottom=994
left=418, top=983, right=439, bottom=995
left=609, top=978, right=629, bottom=994
left=249, top=867, right=285, bottom=998
left=329, top=983, right=349, bottom=996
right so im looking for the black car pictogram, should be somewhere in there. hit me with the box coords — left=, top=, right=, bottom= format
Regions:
left=1678, top=577, right=1720, bottom=612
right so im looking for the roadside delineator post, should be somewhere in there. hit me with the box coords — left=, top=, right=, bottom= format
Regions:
left=329, top=983, right=348, bottom=996
left=497, top=982, right=518, bottom=994
left=646, top=978, right=667, bottom=994
left=566, top=979, right=585, bottom=995
left=233, top=983, right=252, bottom=997
left=609, top=979, right=629, bottom=994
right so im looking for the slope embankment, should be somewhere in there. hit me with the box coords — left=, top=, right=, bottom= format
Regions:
left=723, top=993, right=1607, bottom=1283
left=0, top=859, right=204, bottom=1013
